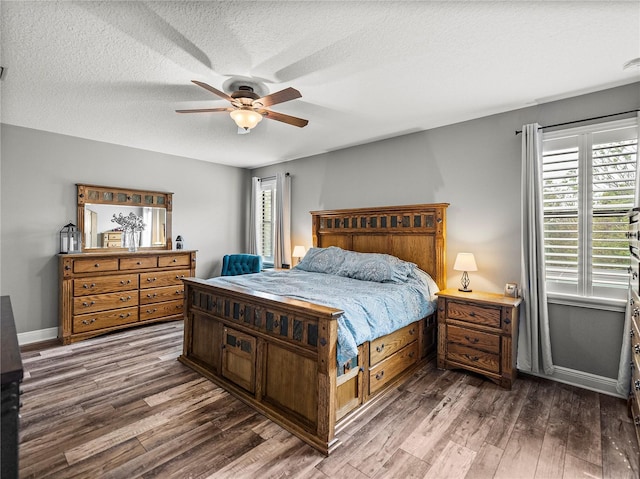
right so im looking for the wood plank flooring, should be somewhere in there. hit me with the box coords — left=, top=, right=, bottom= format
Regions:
left=18, top=321, right=639, bottom=478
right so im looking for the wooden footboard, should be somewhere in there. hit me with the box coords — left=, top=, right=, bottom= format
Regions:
left=179, top=278, right=437, bottom=454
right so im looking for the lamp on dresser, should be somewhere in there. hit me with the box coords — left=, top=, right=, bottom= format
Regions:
left=453, top=252, right=477, bottom=292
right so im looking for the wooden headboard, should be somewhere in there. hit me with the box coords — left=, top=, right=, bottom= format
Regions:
left=310, top=203, right=449, bottom=290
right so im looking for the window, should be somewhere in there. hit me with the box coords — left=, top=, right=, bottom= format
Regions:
left=542, top=118, right=638, bottom=301
left=257, top=177, right=276, bottom=265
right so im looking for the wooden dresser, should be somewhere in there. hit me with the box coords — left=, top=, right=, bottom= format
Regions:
left=436, top=288, right=521, bottom=389
left=1, top=296, right=23, bottom=479
left=628, top=207, right=640, bottom=453
left=59, top=250, right=196, bottom=344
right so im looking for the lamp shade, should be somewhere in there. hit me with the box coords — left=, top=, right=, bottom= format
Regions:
left=230, top=108, right=263, bottom=130
left=453, top=253, right=477, bottom=272
left=292, top=245, right=306, bottom=258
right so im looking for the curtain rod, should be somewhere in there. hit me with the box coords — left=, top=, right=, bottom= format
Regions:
left=257, top=172, right=289, bottom=181
left=514, top=109, right=640, bottom=135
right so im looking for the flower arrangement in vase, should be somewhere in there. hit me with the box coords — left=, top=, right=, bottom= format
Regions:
left=111, top=212, right=146, bottom=252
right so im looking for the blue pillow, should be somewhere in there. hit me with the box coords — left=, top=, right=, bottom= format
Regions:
left=296, top=247, right=415, bottom=283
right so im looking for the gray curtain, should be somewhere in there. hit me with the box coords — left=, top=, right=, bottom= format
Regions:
left=248, top=177, right=259, bottom=254
left=273, top=173, right=291, bottom=268
left=518, top=123, right=554, bottom=375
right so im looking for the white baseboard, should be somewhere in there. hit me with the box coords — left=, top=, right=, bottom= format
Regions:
left=522, top=365, right=624, bottom=399
left=18, top=327, right=58, bottom=346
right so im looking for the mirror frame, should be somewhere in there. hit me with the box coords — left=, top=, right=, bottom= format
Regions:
left=77, top=183, right=173, bottom=251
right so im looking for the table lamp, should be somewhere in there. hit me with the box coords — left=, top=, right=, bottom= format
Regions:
left=453, top=252, right=477, bottom=292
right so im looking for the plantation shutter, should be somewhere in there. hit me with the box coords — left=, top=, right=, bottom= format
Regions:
left=542, top=119, right=638, bottom=301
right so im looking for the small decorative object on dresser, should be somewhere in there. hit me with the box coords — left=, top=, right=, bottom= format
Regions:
left=504, top=282, right=518, bottom=297
left=59, top=222, right=82, bottom=254
left=436, top=288, right=521, bottom=389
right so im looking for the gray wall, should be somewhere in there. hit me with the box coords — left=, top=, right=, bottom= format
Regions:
left=1, top=124, right=249, bottom=334
left=252, top=82, right=640, bottom=380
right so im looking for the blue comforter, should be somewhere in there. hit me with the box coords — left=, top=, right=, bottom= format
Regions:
left=205, top=268, right=437, bottom=365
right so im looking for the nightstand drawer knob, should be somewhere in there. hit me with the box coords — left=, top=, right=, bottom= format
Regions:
left=464, top=335, right=479, bottom=344
left=504, top=318, right=511, bottom=324
left=635, top=344, right=640, bottom=354
left=635, top=380, right=640, bottom=391
left=468, top=311, right=476, bottom=317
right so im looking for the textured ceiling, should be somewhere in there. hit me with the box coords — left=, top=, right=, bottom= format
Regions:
left=1, top=1, right=639, bottom=169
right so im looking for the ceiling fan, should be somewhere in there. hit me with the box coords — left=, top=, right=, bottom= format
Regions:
left=176, top=80, right=309, bottom=132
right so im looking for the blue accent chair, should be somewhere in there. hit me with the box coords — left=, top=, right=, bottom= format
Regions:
left=221, top=254, right=263, bottom=276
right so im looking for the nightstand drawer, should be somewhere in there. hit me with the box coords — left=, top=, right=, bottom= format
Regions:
left=446, top=300, right=501, bottom=328
left=447, top=342, right=499, bottom=373
left=447, top=324, right=499, bottom=354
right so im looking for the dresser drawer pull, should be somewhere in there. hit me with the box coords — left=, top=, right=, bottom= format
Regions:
left=463, top=354, right=480, bottom=362
left=635, top=344, right=640, bottom=354
left=120, top=280, right=131, bottom=285
left=81, top=301, right=96, bottom=307
left=172, top=258, right=178, bottom=263
left=147, top=293, right=157, bottom=299
left=147, top=278, right=157, bottom=282
left=409, top=328, right=415, bottom=335
left=136, top=261, right=142, bottom=265
left=120, top=296, right=132, bottom=302
left=464, top=335, right=479, bottom=344
left=504, top=318, right=511, bottom=324
left=146, top=309, right=157, bottom=314
left=82, top=283, right=96, bottom=289
left=375, top=371, right=385, bottom=381
left=408, top=351, right=415, bottom=359
left=376, top=344, right=385, bottom=353
left=635, top=416, right=640, bottom=427
left=119, top=313, right=131, bottom=319
left=176, top=275, right=185, bottom=280
left=175, top=290, right=182, bottom=295
left=94, top=263, right=100, bottom=268
left=81, top=318, right=96, bottom=325
left=468, top=311, right=476, bottom=317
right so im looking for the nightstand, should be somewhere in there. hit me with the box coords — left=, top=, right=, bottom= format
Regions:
left=436, top=288, right=522, bottom=389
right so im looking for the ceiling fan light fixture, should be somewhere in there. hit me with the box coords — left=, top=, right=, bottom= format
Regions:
left=230, top=108, right=263, bottom=130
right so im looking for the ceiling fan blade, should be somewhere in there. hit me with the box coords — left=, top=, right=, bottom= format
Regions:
left=191, top=80, right=234, bottom=102
left=175, top=107, right=233, bottom=113
left=255, top=87, right=302, bottom=107
left=260, top=109, right=308, bottom=128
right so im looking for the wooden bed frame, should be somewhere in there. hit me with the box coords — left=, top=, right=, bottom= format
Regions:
left=179, top=203, right=448, bottom=454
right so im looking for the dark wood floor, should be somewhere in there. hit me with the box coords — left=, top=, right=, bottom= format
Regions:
left=18, top=321, right=639, bottom=479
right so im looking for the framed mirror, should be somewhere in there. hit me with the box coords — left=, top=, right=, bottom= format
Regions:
left=77, top=184, right=173, bottom=251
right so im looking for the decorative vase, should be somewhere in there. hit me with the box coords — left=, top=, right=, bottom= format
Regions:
left=125, top=229, right=139, bottom=252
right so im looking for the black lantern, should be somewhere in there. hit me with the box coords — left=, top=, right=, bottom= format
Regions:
left=60, top=222, right=82, bottom=254
left=175, top=235, right=184, bottom=250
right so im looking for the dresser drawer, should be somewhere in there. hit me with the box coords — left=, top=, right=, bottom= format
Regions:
left=120, top=256, right=158, bottom=270
left=73, top=258, right=119, bottom=274
left=369, top=341, right=418, bottom=395
left=139, top=299, right=184, bottom=321
left=140, top=285, right=185, bottom=305
left=73, top=307, right=138, bottom=333
left=158, top=254, right=191, bottom=268
left=446, top=300, right=501, bottom=328
left=447, top=342, right=500, bottom=373
left=73, top=274, right=138, bottom=296
left=370, top=322, right=419, bottom=365
left=140, top=270, right=190, bottom=289
left=447, top=324, right=499, bottom=354
left=73, top=290, right=138, bottom=314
